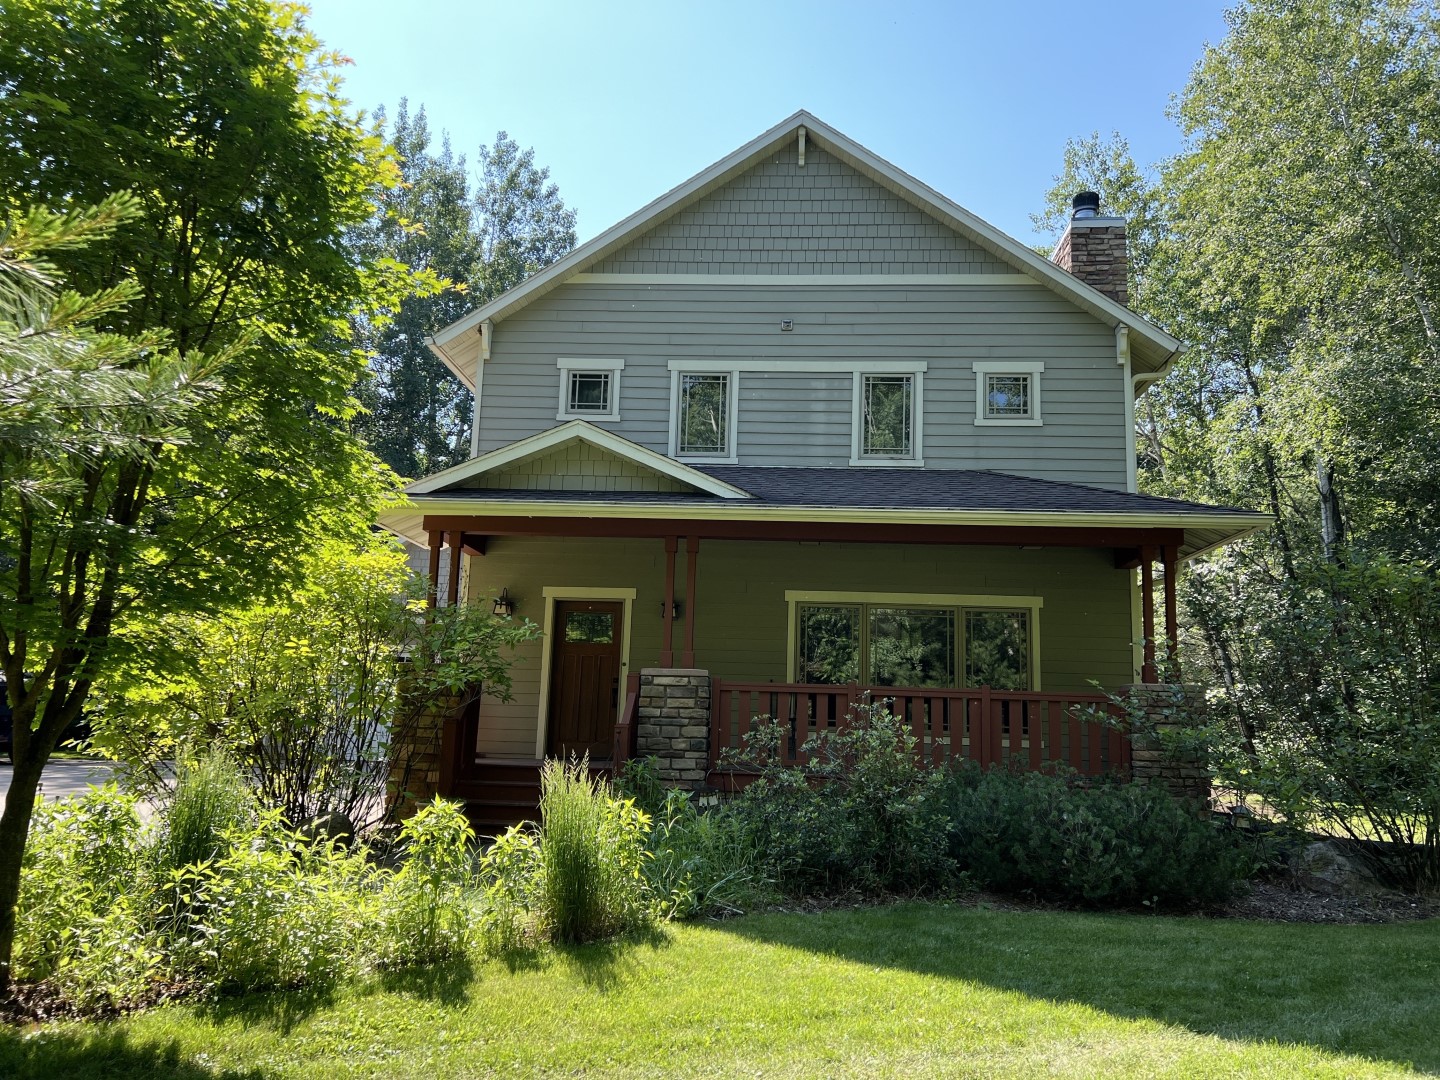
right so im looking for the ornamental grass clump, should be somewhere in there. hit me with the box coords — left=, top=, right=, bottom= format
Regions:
left=155, top=748, right=255, bottom=876
left=536, top=756, right=652, bottom=943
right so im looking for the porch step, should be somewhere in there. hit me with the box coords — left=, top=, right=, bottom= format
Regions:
left=452, top=758, right=614, bottom=838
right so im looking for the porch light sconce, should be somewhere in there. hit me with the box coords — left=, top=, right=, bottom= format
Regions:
left=661, top=600, right=683, bottom=619
left=492, top=588, right=516, bottom=618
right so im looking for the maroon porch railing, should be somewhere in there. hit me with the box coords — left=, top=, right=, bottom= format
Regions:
left=709, top=681, right=1128, bottom=778
left=610, top=672, right=642, bottom=773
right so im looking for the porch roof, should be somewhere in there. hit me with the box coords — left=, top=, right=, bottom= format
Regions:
left=383, top=466, right=1270, bottom=561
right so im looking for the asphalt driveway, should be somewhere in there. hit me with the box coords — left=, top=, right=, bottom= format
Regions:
left=0, top=757, right=126, bottom=815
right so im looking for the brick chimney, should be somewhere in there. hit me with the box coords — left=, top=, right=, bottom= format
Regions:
left=1051, top=191, right=1128, bottom=306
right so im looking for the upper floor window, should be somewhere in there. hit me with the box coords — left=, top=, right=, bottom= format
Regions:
left=557, top=358, right=624, bottom=421
left=669, top=367, right=737, bottom=462
left=851, top=369, right=924, bottom=466
left=973, top=361, right=1044, bottom=426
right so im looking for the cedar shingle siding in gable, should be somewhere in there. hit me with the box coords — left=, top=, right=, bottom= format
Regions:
left=458, top=440, right=696, bottom=494
left=591, top=144, right=1009, bottom=276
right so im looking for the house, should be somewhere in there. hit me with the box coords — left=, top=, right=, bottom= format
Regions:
left=378, top=111, right=1267, bottom=827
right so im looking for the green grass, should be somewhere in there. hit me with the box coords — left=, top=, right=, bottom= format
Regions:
left=3, top=902, right=1438, bottom=1078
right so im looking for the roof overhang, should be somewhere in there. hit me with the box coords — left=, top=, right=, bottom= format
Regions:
left=431, top=110, right=1184, bottom=389
left=379, top=494, right=1269, bottom=562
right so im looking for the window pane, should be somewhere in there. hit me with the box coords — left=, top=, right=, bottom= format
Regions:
left=868, top=607, right=955, bottom=687
left=863, top=375, right=912, bottom=455
left=568, top=372, right=610, bottom=412
left=964, top=609, right=1030, bottom=689
left=679, top=374, right=729, bottom=455
left=986, top=374, right=1030, bottom=417
left=565, top=611, right=614, bottom=643
left=797, top=605, right=861, bottom=684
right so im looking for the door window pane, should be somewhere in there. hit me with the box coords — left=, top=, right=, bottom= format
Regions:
left=863, top=375, right=913, bottom=456
left=797, top=605, right=861, bottom=684
left=868, top=607, right=955, bottom=687
left=565, top=611, right=614, bottom=643
left=678, top=373, right=730, bottom=455
left=964, top=609, right=1030, bottom=689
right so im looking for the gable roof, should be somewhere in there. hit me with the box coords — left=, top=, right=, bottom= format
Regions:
left=428, top=110, right=1184, bottom=389
left=403, top=419, right=751, bottom=500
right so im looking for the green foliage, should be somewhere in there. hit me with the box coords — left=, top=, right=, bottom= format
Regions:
left=377, top=800, right=478, bottom=967
left=940, top=765, right=1247, bottom=909
left=643, top=789, right=768, bottom=919
left=155, top=750, right=255, bottom=877
left=96, top=537, right=539, bottom=828
left=727, top=701, right=953, bottom=894
left=475, top=825, right=542, bottom=955
left=536, top=758, right=652, bottom=943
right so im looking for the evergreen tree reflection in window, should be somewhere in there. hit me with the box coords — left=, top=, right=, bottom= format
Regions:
left=868, top=607, right=955, bottom=687
left=678, top=373, right=729, bottom=455
left=862, top=375, right=913, bottom=456
left=964, top=609, right=1029, bottom=689
left=564, top=611, right=614, bottom=643
left=796, top=605, right=860, bottom=683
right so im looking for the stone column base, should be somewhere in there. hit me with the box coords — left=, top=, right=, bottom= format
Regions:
left=637, top=668, right=711, bottom=789
left=1122, top=683, right=1211, bottom=805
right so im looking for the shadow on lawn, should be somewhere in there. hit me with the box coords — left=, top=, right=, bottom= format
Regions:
left=198, top=982, right=339, bottom=1037
left=716, top=902, right=1440, bottom=1075
left=558, top=924, right=673, bottom=991
left=0, top=1027, right=267, bottom=1080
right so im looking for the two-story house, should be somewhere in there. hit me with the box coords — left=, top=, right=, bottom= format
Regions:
left=379, top=112, right=1266, bottom=824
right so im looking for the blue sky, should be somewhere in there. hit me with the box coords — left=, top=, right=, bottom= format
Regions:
left=304, top=0, right=1232, bottom=248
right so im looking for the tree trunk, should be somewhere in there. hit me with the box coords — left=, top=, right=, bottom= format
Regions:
left=1318, top=456, right=1345, bottom=564
left=0, top=750, right=45, bottom=998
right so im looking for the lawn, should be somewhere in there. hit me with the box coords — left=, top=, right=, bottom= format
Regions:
left=2, top=902, right=1437, bottom=1078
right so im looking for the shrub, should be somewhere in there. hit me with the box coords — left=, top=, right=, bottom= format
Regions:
left=727, top=701, right=953, bottom=894
left=171, top=808, right=377, bottom=993
left=940, top=764, right=1247, bottom=908
left=377, top=799, right=477, bottom=967
left=644, top=789, right=768, bottom=919
left=536, top=757, right=652, bottom=943
left=156, top=748, right=254, bottom=875
left=476, top=824, right=542, bottom=954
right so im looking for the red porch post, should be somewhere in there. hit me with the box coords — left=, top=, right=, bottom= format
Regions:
left=683, top=536, right=700, bottom=667
left=1162, top=543, right=1180, bottom=678
left=426, top=530, right=443, bottom=609
left=661, top=536, right=677, bottom=666
left=445, top=530, right=463, bottom=607
left=1140, top=545, right=1157, bottom=683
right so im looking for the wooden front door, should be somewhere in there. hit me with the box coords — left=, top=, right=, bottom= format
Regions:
left=547, top=600, right=625, bottom=760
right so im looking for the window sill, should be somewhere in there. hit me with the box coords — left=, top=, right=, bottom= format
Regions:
left=676, top=453, right=739, bottom=465
left=848, top=456, right=926, bottom=468
left=974, top=417, right=1043, bottom=427
left=557, top=411, right=622, bottom=422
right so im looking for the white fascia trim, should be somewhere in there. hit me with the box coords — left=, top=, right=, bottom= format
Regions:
left=556, top=358, right=625, bottom=422
left=404, top=419, right=751, bottom=499
left=973, top=361, right=1044, bottom=426
left=850, top=369, right=925, bottom=467
left=668, top=366, right=740, bottom=465
left=428, top=110, right=1184, bottom=366
left=669, top=359, right=928, bottom=375
left=572, top=273, right=1039, bottom=286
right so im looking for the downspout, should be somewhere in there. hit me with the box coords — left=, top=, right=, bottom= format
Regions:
left=470, top=319, right=492, bottom=459
left=1116, top=325, right=1136, bottom=494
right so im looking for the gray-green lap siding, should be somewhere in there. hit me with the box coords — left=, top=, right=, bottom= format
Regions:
left=480, top=283, right=1129, bottom=487
left=464, top=536, right=1136, bottom=757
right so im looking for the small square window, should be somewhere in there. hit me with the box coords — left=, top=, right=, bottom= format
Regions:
left=973, top=362, right=1043, bottom=426
left=556, top=358, right=623, bottom=420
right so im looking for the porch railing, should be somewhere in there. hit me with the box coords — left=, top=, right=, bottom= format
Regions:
left=610, top=672, right=642, bottom=773
left=709, top=681, right=1128, bottom=777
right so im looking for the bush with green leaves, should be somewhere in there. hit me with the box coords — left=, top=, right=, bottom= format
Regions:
left=939, top=764, right=1248, bottom=909
left=475, top=824, right=542, bottom=954
left=643, top=788, right=768, bottom=919
left=376, top=799, right=478, bottom=967
left=536, top=757, right=652, bottom=943
left=727, top=701, right=954, bottom=894
left=155, top=749, right=255, bottom=876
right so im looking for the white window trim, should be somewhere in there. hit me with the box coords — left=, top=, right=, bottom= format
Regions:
left=668, top=366, right=740, bottom=464
left=556, top=357, right=624, bottom=422
left=973, top=360, right=1044, bottom=427
left=850, top=369, right=925, bottom=467
left=783, top=590, right=1043, bottom=690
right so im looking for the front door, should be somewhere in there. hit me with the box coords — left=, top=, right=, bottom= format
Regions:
left=547, top=600, right=625, bottom=760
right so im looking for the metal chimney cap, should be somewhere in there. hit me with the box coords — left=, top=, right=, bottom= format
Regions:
left=1072, top=191, right=1101, bottom=219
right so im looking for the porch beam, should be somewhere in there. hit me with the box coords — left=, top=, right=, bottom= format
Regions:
left=661, top=536, right=677, bottom=667
left=461, top=533, right=487, bottom=557
left=683, top=536, right=699, bottom=668
left=421, top=515, right=1186, bottom=551
left=1162, top=543, right=1180, bottom=677
left=445, top=530, right=463, bottom=607
left=1140, top=545, right=1157, bottom=683
left=426, top=530, right=442, bottom=609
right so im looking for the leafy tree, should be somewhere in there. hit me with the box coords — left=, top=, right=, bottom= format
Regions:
left=0, top=0, right=438, bottom=994
left=352, top=119, right=577, bottom=478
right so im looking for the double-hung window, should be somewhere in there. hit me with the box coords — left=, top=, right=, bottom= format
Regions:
left=557, top=358, right=624, bottom=421
left=851, top=368, right=924, bottom=465
left=789, top=592, right=1038, bottom=690
left=973, top=361, right=1043, bottom=426
left=669, top=366, right=738, bottom=462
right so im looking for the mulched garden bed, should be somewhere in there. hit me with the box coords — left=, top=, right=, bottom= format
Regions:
left=1221, top=880, right=1440, bottom=924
